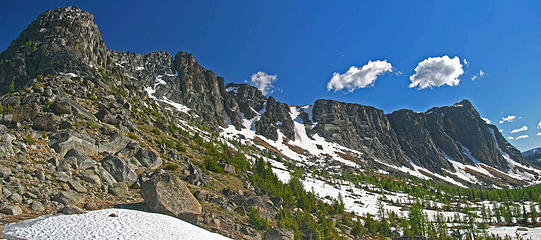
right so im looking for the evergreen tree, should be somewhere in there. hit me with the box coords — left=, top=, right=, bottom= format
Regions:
left=530, top=204, right=538, bottom=223
left=408, top=201, right=426, bottom=237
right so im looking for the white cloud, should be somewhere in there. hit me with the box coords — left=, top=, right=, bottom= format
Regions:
left=250, top=71, right=277, bottom=95
left=510, top=126, right=528, bottom=133
left=481, top=118, right=491, bottom=124
left=409, top=56, right=464, bottom=89
left=537, top=132, right=541, bottom=136
left=516, top=135, right=529, bottom=140
left=538, top=120, right=541, bottom=129
left=498, top=115, right=516, bottom=124
left=507, top=136, right=514, bottom=140
left=499, top=129, right=503, bottom=133
left=327, top=60, right=393, bottom=92
left=463, top=58, right=469, bottom=67
left=471, top=70, right=486, bottom=80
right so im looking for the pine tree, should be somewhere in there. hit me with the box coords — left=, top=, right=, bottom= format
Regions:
left=530, top=204, right=538, bottom=223
left=408, top=201, right=426, bottom=237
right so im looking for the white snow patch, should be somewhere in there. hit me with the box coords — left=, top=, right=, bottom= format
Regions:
left=2, top=208, right=230, bottom=240
left=135, top=66, right=145, bottom=71
left=65, top=73, right=78, bottom=78
left=144, top=75, right=191, bottom=114
left=489, top=226, right=541, bottom=240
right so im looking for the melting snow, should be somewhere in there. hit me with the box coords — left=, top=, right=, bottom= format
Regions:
left=2, top=208, right=230, bottom=240
left=144, top=75, right=191, bottom=114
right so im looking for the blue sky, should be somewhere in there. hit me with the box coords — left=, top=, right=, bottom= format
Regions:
left=2, top=1, right=540, bottom=151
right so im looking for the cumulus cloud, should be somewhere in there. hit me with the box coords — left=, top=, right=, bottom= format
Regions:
left=507, top=136, right=514, bottom=140
left=538, top=120, right=541, bottom=129
left=251, top=71, right=277, bottom=95
left=481, top=118, right=491, bottom=124
left=537, top=132, right=541, bottom=136
left=498, top=115, right=516, bottom=124
left=516, top=135, right=529, bottom=140
left=510, top=126, right=528, bottom=133
left=471, top=70, right=486, bottom=80
left=463, top=58, right=469, bottom=67
left=327, top=60, right=393, bottom=92
left=409, top=56, right=464, bottom=89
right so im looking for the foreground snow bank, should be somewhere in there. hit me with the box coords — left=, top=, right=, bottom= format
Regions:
left=2, top=208, right=230, bottom=240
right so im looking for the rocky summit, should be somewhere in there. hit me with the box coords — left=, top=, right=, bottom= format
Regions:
left=1, top=6, right=541, bottom=240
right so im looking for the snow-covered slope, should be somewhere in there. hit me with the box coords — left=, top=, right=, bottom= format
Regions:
left=2, top=209, right=230, bottom=240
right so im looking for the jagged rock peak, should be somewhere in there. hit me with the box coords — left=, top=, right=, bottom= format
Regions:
left=0, top=6, right=108, bottom=93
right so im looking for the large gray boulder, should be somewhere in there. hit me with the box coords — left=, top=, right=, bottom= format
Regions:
left=32, top=113, right=60, bottom=131
left=64, top=149, right=96, bottom=169
left=135, top=148, right=162, bottom=169
left=98, top=133, right=132, bottom=154
left=141, top=172, right=202, bottom=224
left=101, top=155, right=137, bottom=184
left=49, top=131, right=98, bottom=157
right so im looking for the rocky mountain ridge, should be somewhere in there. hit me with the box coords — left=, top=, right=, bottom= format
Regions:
left=523, top=147, right=541, bottom=168
left=0, top=7, right=537, bottom=189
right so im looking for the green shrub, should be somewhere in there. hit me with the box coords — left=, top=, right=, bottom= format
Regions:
left=87, top=121, right=99, bottom=129
left=128, top=132, right=138, bottom=140
left=26, top=133, right=36, bottom=145
left=203, top=157, right=222, bottom=173
left=164, top=162, right=179, bottom=171
left=248, top=207, right=269, bottom=230
left=176, top=143, right=186, bottom=152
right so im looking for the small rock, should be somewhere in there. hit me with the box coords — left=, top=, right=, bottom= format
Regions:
left=68, top=180, right=87, bottom=193
left=84, top=202, right=99, bottom=210
left=53, top=171, right=71, bottom=183
left=48, top=157, right=60, bottom=166
left=109, top=213, right=118, bottom=217
left=0, top=205, right=22, bottom=215
left=78, top=171, right=101, bottom=185
left=61, top=206, right=85, bottom=214
left=9, top=192, right=22, bottom=203
left=31, top=201, right=45, bottom=212
left=109, top=182, right=128, bottom=197
left=23, top=191, right=38, bottom=199
left=0, top=165, right=12, bottom=178
left=35, top=170, right=46, bottom=181
left=53, top=191, right=84, bottom=206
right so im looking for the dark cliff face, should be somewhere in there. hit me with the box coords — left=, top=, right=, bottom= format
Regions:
left=225, top=83, right=266, bottom=119
left=0, top=6, right=108, bottom=93
left=255, top=97, right=295, bottom=141
left=388, top=100, right=526, bottom=173
left=311, top=99, right=410, bottom=167
left=523, top=148, right=541, bottom=168
left=387, top=109, right=455, bottom=174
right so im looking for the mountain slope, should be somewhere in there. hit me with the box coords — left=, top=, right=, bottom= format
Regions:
left=523, top=147, right=541, bottom=168
left=0, top=7, right=538, bottom=189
